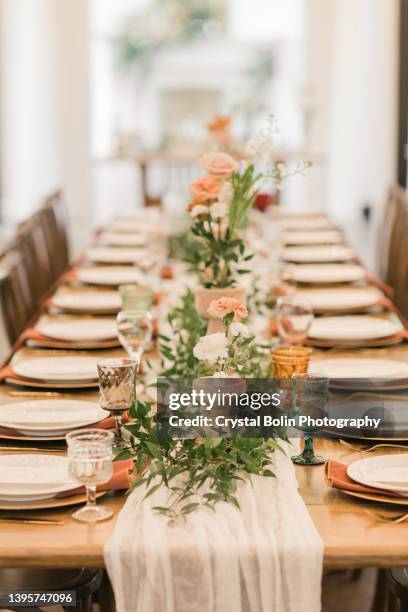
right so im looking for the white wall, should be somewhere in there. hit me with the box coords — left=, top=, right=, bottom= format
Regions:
left=0, top=0, right=92, bottom=252
left=305, top=0, right=399, bottom=221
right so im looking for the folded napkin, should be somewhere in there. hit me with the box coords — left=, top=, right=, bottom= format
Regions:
left=365, top=273, right=394, bottom=298
left=0, top=364, right=15, bottom=383
left=325, top=460, right=401, bottom=497
left=59, top=269, right=78, bottom=284
left=105, top=441, right=323, bottom=612
left=160, top=265, right=173, bottom=280
left=57, top=459, right=133, bottom=498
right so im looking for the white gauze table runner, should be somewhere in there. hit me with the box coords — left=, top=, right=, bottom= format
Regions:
left=104, top=441, right=323, bottom=612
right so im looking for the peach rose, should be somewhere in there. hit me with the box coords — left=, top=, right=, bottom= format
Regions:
left=200, top=153, right=239, bottom=178
left=207, top=297, right=248, bottom=322
left=190, top=175, right=221, bottom=202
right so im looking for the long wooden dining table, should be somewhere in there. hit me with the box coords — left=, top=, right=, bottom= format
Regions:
left=1, top=218, right=408, bottom=571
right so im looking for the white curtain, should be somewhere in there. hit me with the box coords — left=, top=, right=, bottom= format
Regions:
left=0, top=0, right=92, bottom=253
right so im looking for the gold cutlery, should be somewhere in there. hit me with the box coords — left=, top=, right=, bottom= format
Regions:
left=0, top=516, right=64, bottom=525
left=365, top=509, right=408, bottom=524
left=0, top=446, right=64, bottom=453
left=339, top=439, right=408, bottom=453
left=7, top=391, right=63, bottom=398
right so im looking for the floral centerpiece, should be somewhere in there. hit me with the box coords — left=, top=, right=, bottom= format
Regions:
left=183, top=118, right=310, bottom=332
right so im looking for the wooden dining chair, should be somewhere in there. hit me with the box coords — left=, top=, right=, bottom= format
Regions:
left=16, top=211, right=54, bottom=306
left=42, top=190, right=70, bottom=274
left=377, top=187, right=398, bottom=281
left=0, top=568, right=103, bottom=612
left=0, top=250, right=34, bottom=346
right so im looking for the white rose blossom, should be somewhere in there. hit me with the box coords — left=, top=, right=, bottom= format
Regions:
left=190, top=204, right=209, bottom=217
left=193, top=332, right=229, bottom=364
left=229, top=322, right=250, bottom=337
left=209, top=201, right=228, bottom=220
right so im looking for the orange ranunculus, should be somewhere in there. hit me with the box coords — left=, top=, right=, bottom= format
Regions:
left=199, top=152, right=239, bottom=178
left=208, top=115, right=232, bottom=133
left=190, top=175, right=221, bottom=202
left=207, top=297, right=248, bottom=322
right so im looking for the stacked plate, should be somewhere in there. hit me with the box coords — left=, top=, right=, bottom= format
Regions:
left=283, top=230, right=343, bottom=245
left=0, top=399, right=106, bottom=440
left=347, top=455, right=408, bottom=500
left=32, top=318, right=119, bottom=349
left=289, top=263, right=366, bottom=284
left=0, top=455, right=77, bottom=502
left=6, top=356, right=99, bottom=389
left=98, top=232, right=147, bottom=247
left=278, top=217, right=335, bottom=231
left=51, top=290, right=121, bottom=314
left=85, top=247, right=148, bottom=265
left=282, top=245, right=355, bottom=263
left=307, top=315, right=404, bottom=348
left=76, top=266, right=144, bottom=286
left=310, top=358, right=408, bottom=382
left=295, top=286, right=383, bottom=313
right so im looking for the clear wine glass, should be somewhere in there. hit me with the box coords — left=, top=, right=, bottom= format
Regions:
left=97, top=358, right=137, bottom=448
left=116, top=309, right=153, bottom=367
left=276, top=296, right=314, bottom=346
left=291, top=373, right=329, bottom=466
left=66, top=429, right=114, bottom=523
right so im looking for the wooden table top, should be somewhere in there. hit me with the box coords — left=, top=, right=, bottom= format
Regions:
left=0, top=344, right=408, bottom=569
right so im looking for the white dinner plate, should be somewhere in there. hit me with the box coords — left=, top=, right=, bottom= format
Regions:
left=280, top=218, right=334, bottom=230
left=0, top=454, right=77, bottom=501
left=0, top=399, right=105, bottom=434
left=99, top=232, right=147, bottom=247
left=37, top=318, right=117, bottom=342
left=12, top=356, right=98, bottom=383
left=290, top=264, right=366, bottom=284
left=347, top=454, right=408, bottom=495
left=297, top=286, right=382, bottom=312
left=51, top=291, right=121, bottom=314
left=309, top=358, right=408, bottom=380
left=86, top=247, right=148, bottom=264
left=282, top=245, right=355, bottom=263
left=308, top=316, right=401, bottom=341
left=283, top=230, right=342, bottom=245
left=76, top=266, right=144, bottom=286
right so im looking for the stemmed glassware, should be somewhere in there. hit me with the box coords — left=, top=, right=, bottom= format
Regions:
left=66, top=429, right=114, bottom=523
left=291, top=373, right=329, bottom=466
left=97, top=358, right=137, bottom=449
left=276, top=296, right=314, bottom=346
left=116, top=309, right=153, bottom=367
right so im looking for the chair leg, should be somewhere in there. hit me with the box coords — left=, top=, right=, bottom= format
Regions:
left=351, top=568, right=364, bottom=581
left=95, top=570, right=115, bottom=612
left=372, top=569, right=389, bottom=612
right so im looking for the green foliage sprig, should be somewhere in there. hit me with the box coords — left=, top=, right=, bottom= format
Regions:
left=121, top=398, right=283, bottom=519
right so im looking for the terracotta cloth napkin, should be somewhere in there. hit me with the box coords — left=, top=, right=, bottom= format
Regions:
left=57, top=459, right=134, bottom=498
left=325, top=460, right=402, bottom=497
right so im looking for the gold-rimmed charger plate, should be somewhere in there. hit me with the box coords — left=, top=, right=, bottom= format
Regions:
left=0, top=491, right=107, bottom=511
left=340, top=488, right=408, bottom=506
left=26, top=338, right=120, bottom=350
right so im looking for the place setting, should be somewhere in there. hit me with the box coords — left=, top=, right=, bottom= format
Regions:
left=281, top=244, right=356, bottom=263
left=0, top=356, right=100, bottom=389
left=72, top=265, right=145, bottom=287
left=20, top=316, right=120, bottom=349
left=48, top=288, right=122, bottom=315
left=282, top=229, right=344, bottom=246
